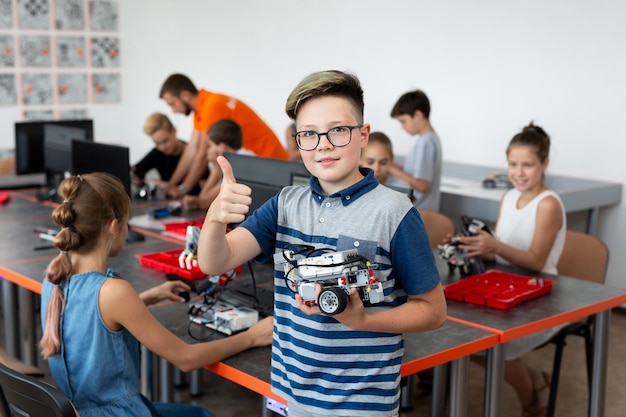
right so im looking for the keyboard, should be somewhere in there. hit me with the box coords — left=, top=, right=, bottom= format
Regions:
left=220, top=282, right=274, bottom=318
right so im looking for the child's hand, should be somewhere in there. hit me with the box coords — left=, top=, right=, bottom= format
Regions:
left=442, top=232, right=457, bottom=245
left=140, top=280, right=191, bottom=305
left=207, top=156, right=252, bottom=224
left=458, top=229, right=497, bottom=257
left=295, top=286, right=367, bottom=330
left=333, top=288, right=366, bottom=329
left=245, top=316, right=274, bottom=347
left=182, top=195, right=199, bottom=210
left=156, top=280, right=191, bottom=303
left=295, top=292, right=323, bottom=316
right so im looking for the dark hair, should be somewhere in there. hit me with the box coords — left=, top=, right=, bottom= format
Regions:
left=367, top=131, right=394, bottom=157
left=159, top=73, right=198, bottom=98
left=507, top=122, right=551, bottom=163
left=40, top=172, right=131, bottom=358
left=390, top=90, right=431, bottom=119
left=285, top=70, right=364, bottom=123
left=208, top=118, right=243, bottom=150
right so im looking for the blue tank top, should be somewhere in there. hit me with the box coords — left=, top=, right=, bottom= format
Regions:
left=41, top=270, right=155, bottom=417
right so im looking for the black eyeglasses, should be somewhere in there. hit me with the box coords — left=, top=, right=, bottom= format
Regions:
left=293, top=125, right=363, bottom=151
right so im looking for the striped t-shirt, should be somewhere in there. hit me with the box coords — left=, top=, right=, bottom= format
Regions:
left=240, top=169, right=440, bottom=416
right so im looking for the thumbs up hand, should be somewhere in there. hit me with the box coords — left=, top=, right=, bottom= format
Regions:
left=207, top=156, right=252, bottom=225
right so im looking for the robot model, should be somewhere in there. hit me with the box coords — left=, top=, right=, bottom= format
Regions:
left=437, top=216, right=489, bottom=278
left=274, top=246, right=383, bottom=315
left=179, top=225, right=200, bottom=270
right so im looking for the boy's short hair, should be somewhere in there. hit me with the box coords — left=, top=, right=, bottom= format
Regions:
left=367, top=131, right=394, bottom=157
left=390, top=90, right=431, bottom=119
left=143, top=112, right=174, bottom=136
left=159, top=73, right=198, bottom=98
left=208, top=118, right=243, bottom=150
left=285, top=70, right=364, bottom=123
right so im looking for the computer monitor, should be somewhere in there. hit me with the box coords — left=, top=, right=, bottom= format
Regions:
left=43, top=125, right=89, bottom=174
left=71, top=140, right=143, bottom=242
left=224, top=153, right=311, bottom=188
left=223, top=153, right=311, bottom=217
left=71, top=140, right=131, bottom=198
left=14, top=119, right=94, bottom=175
left=42, top=125, right=90, bottom=197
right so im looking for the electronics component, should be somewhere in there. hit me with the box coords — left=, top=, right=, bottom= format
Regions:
left=274, top=247, right=383, bottom=315
left=188, top=300, right=258, bottom=335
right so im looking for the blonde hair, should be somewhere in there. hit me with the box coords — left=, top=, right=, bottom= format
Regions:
left=40, top=173, right=130, bottom=359
left=285, top=70, right=364, bottom=123
left=143, top=112, right=174, bottom=136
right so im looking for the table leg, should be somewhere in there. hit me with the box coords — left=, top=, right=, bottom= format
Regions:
left=140, top=345, right=153, bottom=399
left=190, top=369, right=203, bottom=396
left=484, top=344, right=504, bottom=417
left=449, top=357, right=469, bottom=417
left=590, top=310, right=610, bottom=417
left=159, top=357, right=172, bottom=403
left=173, top=368, right=185, bottom=387
left=587, top=207, right=599, bottom=236
left=1, top=279, right=19, bottom=357
left=431, top=363, right=448, bottom=417
left=18, top=287, right=37, bottom=366
left=399, top=375, right=415, bottom=409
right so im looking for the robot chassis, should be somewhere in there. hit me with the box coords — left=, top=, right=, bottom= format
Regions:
left=274, top=247, right=384, bottom=315
left=437, top=216, right=489, bottom=278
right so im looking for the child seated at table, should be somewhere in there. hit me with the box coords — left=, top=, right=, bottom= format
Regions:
left=40, top=172, right=272, bottom=417
left=359, top=130, right=409, bottom=189
left=182, top=118, right=254, bottom=211
left=132, top=112, right=195, bottom=194
left=456, top=122, right=566, bottom=417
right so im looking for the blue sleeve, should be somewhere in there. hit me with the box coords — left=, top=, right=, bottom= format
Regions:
left=390, top=207, right=440, bottom=295
left=239, top=193, right=279, bottom=263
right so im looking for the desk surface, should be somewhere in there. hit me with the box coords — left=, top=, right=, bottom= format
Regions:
left=3, top=188, right=626, bottom=417
left=150, top=299, right=498, bottom=402
left=0, top=191, right=189, bottom=294
left=442, top=265, right=626, bottom=343
left=0, top=191, right=499, bottom=405
left=440, top=161, right=622, bottom=228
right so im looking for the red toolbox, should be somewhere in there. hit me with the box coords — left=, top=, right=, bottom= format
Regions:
left=443, top=270, right=554, bottom=310
left=162, top=218, right=205, bottom=240
left=137, top=248, right=244, bottom=281
left=137, top=249, right=207, bottom=280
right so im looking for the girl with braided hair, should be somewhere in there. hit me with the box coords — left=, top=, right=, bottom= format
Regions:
left=40, top=172, right=272, bottom=417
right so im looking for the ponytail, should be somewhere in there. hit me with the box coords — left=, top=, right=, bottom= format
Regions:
left=40, top=173, right=130, bottom=358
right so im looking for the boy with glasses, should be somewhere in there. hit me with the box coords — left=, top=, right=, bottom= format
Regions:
left=197, top=70, right=446, bottom=417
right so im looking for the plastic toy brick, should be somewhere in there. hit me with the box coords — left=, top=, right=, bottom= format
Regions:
left=0, top=192, right=10, bottom=205
left=163, top=218, right=205, bottom=239
left=137, top=249, right=207, bottom=280
left=443, top=270, right=554, bottom=310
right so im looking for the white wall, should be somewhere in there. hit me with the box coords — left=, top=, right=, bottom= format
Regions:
left=2, top=0, right=625, bottom=287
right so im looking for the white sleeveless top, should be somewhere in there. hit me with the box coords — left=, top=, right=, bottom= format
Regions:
left=495, top=189, right=566, bottom=275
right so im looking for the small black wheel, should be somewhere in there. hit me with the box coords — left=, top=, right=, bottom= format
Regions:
left=318, top=287, right=348, bottom=315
